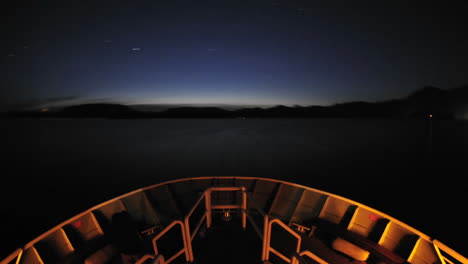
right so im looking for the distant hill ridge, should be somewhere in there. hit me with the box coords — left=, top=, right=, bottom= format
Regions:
left=3, top=85, right=468, bottom=119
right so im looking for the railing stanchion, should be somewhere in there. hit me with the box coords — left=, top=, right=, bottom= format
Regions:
left=180, top=221, right=190, bottom=262
left=242, top=187, right=247, bottom=230
left=262, top=215, right=269, bottom=261
left=205, top=190, right=212, bottom=228
left=264, top=219, right=302, bottom=263
left=433, top=240, right=468, bottom=264
left=152, top=220, right=189, bottom=263
left=1, top=248, right=22, bottom=264
left=291, top=255, right=298, bottom=264
left=184, top=217, right=194, bottom=262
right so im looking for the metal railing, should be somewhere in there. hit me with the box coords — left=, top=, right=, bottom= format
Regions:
left=243, top=191, right=268, bottom=241
left=151, top=220, right=189, bottom=263
left=148, top=186, right=265, bottom=263
left=152, top=255, right=166, bottom=264
left=264, top=218, right=302, bottom=263
left=291, top=250, right=329, bottom=264
left=0, top=249, right=22, bottom=264
left=434, top=240, right=468, bottom=264
left=183, top=191, right=207, bottom=262
left=135, top=254, right=165, bottom=264
left=3, top=177, right=467, bottom=264
left=183, top=187, right=248, bottom=262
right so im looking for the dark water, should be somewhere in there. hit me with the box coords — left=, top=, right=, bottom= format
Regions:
left=1, top=118, right=467, bottom=259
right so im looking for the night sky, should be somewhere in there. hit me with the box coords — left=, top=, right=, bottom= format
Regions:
left=3, top=0, right=468, bottom=110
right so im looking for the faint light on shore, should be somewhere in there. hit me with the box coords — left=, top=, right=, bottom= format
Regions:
left=41, top=108, right=49, bottom=112
left=429, top=114, right=432, bottom=118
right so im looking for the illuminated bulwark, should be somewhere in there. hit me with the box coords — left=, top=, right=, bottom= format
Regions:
left=1, top=177, right=467, bottom=264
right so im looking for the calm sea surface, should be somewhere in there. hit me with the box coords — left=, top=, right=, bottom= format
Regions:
left=1, top=118, right=466, bottom=258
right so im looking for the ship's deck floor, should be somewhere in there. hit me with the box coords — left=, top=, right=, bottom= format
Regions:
left=191, top=214, right=263, bottom=264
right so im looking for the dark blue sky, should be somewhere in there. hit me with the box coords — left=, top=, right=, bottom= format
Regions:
left=3, top=0, right=468, bottom=110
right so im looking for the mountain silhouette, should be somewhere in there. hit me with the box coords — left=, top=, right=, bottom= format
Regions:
left=2, top=86, right=468, bottom=119
left=58, top=103, right=138, bottom=118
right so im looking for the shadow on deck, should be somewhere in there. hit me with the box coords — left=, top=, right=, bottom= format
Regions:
left=191, top=213, right=263, bottom=264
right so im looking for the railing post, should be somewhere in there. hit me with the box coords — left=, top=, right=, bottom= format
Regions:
left=433, top=240, right=468, bottom=264
left=179, top=222, right=190, bottom=262
left=263, top=219, right=302, bottom=263
left=262, top=215, right=269, bottom=261
left=205, top=190, right=212, bottom=229
left=152, top=221, right=190, bottom=263
left=291, top=254, right=298, bottom=264
left=154, top=254, right=165, bottom=264
left=184, top=217, right=194, bottom=262
left=242, top=187, right=247, bottom=230
left=1, top=248, right=23, bottom=264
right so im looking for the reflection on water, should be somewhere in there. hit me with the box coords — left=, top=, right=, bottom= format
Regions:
left=1, top=118, right=466, bottom=258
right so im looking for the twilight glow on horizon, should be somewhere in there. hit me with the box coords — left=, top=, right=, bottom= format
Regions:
left=2, top=1, right=468, bottom=110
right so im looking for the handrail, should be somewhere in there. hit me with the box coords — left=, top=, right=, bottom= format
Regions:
left=184, top=190, right=207, bottom=262
left=135, top=254, right=154, bottom=264
left=185, top=187, right=247, bottom=231
left=183, top=187, right=248, bottom=261
left=135, top=254, right=166, bottom=264
left=240, top=190, right=270, bottom=260
left=0, top=249, right=22, bottom=264
left=152, top=220, right=189, bottom=263
left=208, top=187, right=247, bottom=228
left=292, top=250, right=329, bottom=264
left=185, top=192, right=208, bottom=221
left=265, top=218, right=302, bottom=263
left=433, top=240, right=468, bottom=264
left=208, top=187, right=246, bottom=192
left=291, top=253, right=309, bottom=264
left=153, top=254, right=166, bottom=264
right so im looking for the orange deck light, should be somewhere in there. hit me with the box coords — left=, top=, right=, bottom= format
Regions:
left=222, top=210, right=232, bottom=222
